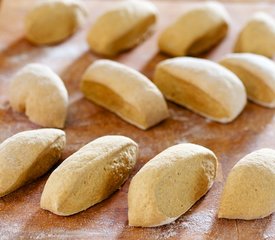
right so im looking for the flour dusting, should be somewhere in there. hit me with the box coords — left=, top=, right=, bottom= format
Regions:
left=136, top=209, right=216, bottom=240
left=180, top=209, right=215, bottom=232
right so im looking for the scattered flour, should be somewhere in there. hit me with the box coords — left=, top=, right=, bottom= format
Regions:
left=180, top=209, right=215, bottom=233
left=7, top=52, right=30, bottom=64
left=263, top=215, right=275, bottom=240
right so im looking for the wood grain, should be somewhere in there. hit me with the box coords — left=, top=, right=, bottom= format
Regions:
left=0, top=1, right=274, bottom=239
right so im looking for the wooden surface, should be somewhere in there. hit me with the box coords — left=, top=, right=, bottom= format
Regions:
left=0, top=1, right=275, bottom=239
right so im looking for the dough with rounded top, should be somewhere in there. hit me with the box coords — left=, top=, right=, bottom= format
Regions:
left=87, top=0, right=158, bottom=56
left=220, top=53, right=275, bottom=108
left=153, top=57, right=246, bottom=123
left=219, top=148, right=275, bottom=220
left=81, top=59, right=169, bottom=130
left=235, top=12, right=275, bottom=57
left=128, top=143, right=217, bottom=227
left=25, top=0, right=87, bottom=45
left=41, top=135, right=138, bottom=216
left=0, top=128, right=65, bottom=197
left=158, top=2, right=229, bottom=57
left=9, top=63, right=68, bottom=128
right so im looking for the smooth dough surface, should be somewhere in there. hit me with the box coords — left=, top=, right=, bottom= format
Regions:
left=81, top=59, right=169, bottom=130
left=128, top=143, right=217, bottom=227
left=153, top=57, right=246, bottom=123
left=235, top=12, right=275, bottom=57
left=25, top=0, right=87, bottom=45
left=9, top=63, right=68, bottom=128
left=0, top=129, right=65, bottom=197
left=41, top=135, right=138, bottom=216
left=87, top=0, right=158, bottom=56
left=220, top=53, right=275, bottom=108
left=219, top=148, right=275, bottom=220
left=158, top=2, right=229, bottom=57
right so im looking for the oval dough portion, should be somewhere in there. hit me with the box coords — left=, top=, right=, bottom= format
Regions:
left=128, top=143, right=217, bottom=227
left=158, top=2, right=229, bottom=57
left=80, top=59, right=169, bottom=130
left=220, top=53, right=275, bottom=108
left=153, top=57, right=246, bottom=123
left=219, top=148, right=275, bottom=220
left=87, top=0, right=158, bottom=56
left=0, top=129, right=66, bottom=197
left=41, top=135, right=138, bottom=216
left=25, top=0, right=87, bottom=45
left=235, top=12, right=275, bottom=57
left=9, top=63, right=69, bottom=128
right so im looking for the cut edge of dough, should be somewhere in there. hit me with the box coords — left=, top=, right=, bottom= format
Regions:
left=220, top=60, right=275, bottom=108
left=153, top=68, right=235, bottom=123
left=81, top=80, right=154, bottom=130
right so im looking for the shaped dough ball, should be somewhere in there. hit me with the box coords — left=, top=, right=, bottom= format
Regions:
left=220, top=53, right=275, bottom=108
left=9, top=64, right=68, bottom=128
left=80, top=59, right=169, bottom=130
left=87, top=0, right=158, bottom=56
left=235, top=12, right=275, bottom=57
left=153, top=57, right=246, bottom=123
left=128, top=143, right=217, bottom=227
left=0, top=129, right=65, bottom=197
left=219, top=149, right=275, bottom=220
left=41, top=135, right=138, bottom=216
left=158, top=2, right=229, bottom=57
left=25, top=0, right=87, bottom=45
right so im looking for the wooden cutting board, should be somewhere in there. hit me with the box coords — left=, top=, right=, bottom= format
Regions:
left=0, top=0, right=274, bottom=239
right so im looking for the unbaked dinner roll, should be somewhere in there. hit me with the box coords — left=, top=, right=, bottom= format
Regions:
left=41, top=135, right=138, bottom=216
left=9, top=64, right=68, bottom=128
left=153, top=57, right=246, bottom=123
left=25, top=0, right=87, bottom=45
left=80, top=59, right=169, bottom=130
left=220, top=53, right=275, bottom=108
left=235, top=12, right=275, bottom=57
left=158, top=2, right=229, bottom=57
left=87, top=0, right=158, bottom=56
left=0, top=129, right=65, bottom=197
left=219, top=148, right=275, bottom=220
left=128, top=143, right=218, bottom=227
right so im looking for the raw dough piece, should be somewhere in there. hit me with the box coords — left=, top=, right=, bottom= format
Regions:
left=87, top=0, right=158, bottom=56
left=0, top=129, right=65, bottom=197
left=25, top=0, right=87, bottom=45
left=128, top=143, right=217, bottom=227
left=41, top=135, right=138, bottom=216
left=235, top=12, right=275, bottom=57
left=153, top=57, right=246, bottom=123
left=9, top=63, right=68, bottom=128
left=219, top=149, right=275, bottom=220
left=158, top=2, right=229, bottom=57
left=80, top=59, right=169, bottom=130
left=220, top=53, right=275, bottom=108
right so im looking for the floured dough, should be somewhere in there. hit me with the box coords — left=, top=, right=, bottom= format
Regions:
left=153, top=57, right=246, bottom=123
left=128, top=143, right=217, bottom=227
left=25, top=0, right=87, bottom=45
left=81, top=59, right=169, bottom=130
left=41, top=135, right=138, bottom=216
left=9, top=63, right=68, bottom=128
left=220, top=53, right=275, bottom=108
left=0, top=129, right=65, bottom=197
left=87, top=0, right=158, bottom=56
left=158, top=2, right=229, bottom=56
left=219, top=148, right=275, bottom=220
left=235, top=12, right=275, bottom=57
